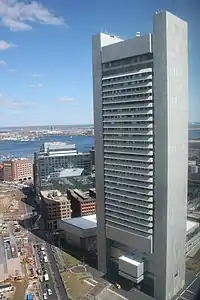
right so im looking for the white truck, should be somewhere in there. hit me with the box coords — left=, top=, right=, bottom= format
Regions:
left=44, top=273, right=49, bottom=281
left=43, top=256, right=48, bottom=263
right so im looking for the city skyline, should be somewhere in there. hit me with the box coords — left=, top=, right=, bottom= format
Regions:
left=0, top=0, right=199, bottom=127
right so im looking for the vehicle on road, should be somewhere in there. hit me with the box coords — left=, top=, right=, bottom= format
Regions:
left=47, top=289, right=52, bottom=296
left=43, top=292, right=48, bottom=299
left=41, top=246, right=45, bottom=251
left=44, top=255, right=48, bottom=262
left=44, top=273, right=49, bottom=281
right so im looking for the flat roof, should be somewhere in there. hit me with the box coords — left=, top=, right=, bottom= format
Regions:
left=186, top=220, right=198, bottom=233
left=119, top=255, right=142, bottom=267
left=62, top=214, right=97, bottom=230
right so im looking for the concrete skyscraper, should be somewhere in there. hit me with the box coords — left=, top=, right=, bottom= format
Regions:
left=92, top=11, right=188, bottom=300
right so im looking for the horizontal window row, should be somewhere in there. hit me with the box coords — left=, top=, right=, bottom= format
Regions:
left=105, top=198, right=153, bottom=213
left=105, top=181, right=153, bottom=192
left=102, top=71, right=152, bottom=84
left=103, top=93, right=152, bottom=101
left=103, top=114, right=153, bottom=120
left=104, top=140, right=153, bottom=147
left=102, top=62, right=153, bottom=77
left=104, top=156, right=153, bottom=165
left=105, top=192, right=153, bottom=205
left=106, top=220, right=152, bottom=238
left=103, top=121, right=153, bottom=126
left=102, top=79, right=152, bottom=91
left=106, top=215, right=153, bottom=234
left=105, top=177, right=153, bottom=189
left=104, top=167, right=153, bottom=177
left=102, top=53, right=153, bottom=70
left=103, top=86, right=151, bottom=97
left=104, top=127, right=152, bottom=132
left=104, top=147, right=153, bottom=154
left=103, top=107, right=152, bottom=113
left=106, top=209, right=153, bottom=227
left=104, top=163, right=153, bottom=172
left=105, top=173, right=153, bottom=183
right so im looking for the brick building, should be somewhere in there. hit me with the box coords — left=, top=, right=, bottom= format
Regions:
left=67, top=188, right=96, bottom=217
left=40, top=190, right=71, bottom=230
left=3, top=158, right=33, bottom=182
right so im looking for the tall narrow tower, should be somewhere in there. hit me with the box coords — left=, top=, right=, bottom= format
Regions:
left=92, top=11, right=188, bottom=300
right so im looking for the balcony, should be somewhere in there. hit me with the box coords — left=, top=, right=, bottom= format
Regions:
left=102, top=81, right=152, bottom=92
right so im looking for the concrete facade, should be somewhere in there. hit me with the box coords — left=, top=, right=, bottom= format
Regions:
left=92, top=11, right=188, bottom=300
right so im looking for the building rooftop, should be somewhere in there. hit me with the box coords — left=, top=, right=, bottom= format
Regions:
left=69, top=189, right=96, bottom=203
left=40, top=190, right=70, bottom=203
left=62, top=214, right=97, bottom=230
left=49, top=168, right=84, bottom=179
left=186, top=220, right=199, bottom=234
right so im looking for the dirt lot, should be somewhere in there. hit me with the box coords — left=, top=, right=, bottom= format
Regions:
left=0, top=183, right=25, bottom=219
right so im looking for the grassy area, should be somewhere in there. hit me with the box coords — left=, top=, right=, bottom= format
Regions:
left=62, top=271, right=91, bottom=300
left=61, top=251, right=80, bottom=267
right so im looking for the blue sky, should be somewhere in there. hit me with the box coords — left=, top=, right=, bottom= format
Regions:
left=0, top=0, right=199, bottom=127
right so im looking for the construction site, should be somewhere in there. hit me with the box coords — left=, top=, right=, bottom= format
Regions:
left=0, top=181, right=40, bottom=300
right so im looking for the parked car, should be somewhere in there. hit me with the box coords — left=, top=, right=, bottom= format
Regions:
left=47, top=289, right=52, bottom=296
left=43, top=293, right=47, bottom=299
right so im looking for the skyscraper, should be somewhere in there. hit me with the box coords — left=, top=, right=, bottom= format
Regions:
left=92, top=11, right=188, bottom=300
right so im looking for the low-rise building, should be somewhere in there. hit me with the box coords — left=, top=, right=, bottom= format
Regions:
left=58, top=214, right=97, bottom=252
left=40, top=190, right=71, bottom=230
left=3, top=158, right=33, bottom=182
left=67, top=188, right=96, bottom=217
left=0, top=235, right=22, bottom=282
left=59, top=216, right=200, bottom=258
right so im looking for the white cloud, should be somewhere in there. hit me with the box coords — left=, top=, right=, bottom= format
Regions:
left=0, top=40, right=15, bottom=50
left=32, top=73, right=43, bottom=78
left=8, top=68, right=17, bottom=72
left=0, top=0, right=66, bottom=31
left=57, top=97, right=75, bottom=102
left=30, top=83, right=43, bottom=88
left=0, top=94, right=33, bottom=109
left=0, top=59, right=6, bottom=65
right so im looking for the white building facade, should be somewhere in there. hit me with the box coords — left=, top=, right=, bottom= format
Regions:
left=92, top=11, right=188, bottom=300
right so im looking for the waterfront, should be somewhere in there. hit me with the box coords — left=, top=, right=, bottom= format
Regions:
left=0, top=130, right=199, bottom=162
left=0, top=135, right=94, bottom=162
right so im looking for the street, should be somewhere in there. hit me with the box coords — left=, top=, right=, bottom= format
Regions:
left=24, top=192, right=68, bottom=300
